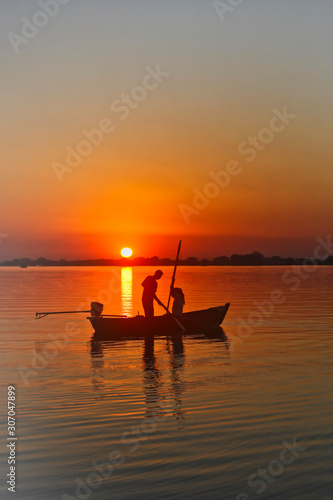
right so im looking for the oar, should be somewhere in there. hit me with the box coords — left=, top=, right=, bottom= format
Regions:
left=158, top=300, right=186, bottom=333
left=36, top=301, right=127, bottom=319
left=35, top=311, right=126, bottom=319
left=36, top=310, right=90, bottom=319
left=166, top=239, right=182, bottom=312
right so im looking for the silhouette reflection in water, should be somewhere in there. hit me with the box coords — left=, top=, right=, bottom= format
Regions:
left=90, top=339, right=106, bottom=396
left=142, top=337, right=162, bottom=418
left=89, top=329, right=228, bottom=423
left=142, top=335, right=185, bottom=427
left=166, top=336, right=185, bottom=426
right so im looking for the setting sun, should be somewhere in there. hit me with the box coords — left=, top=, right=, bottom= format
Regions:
left=121, top=247, right=133, bottom=258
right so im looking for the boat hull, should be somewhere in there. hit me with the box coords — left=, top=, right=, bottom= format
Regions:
left=88, top=303, right=230, bottom=338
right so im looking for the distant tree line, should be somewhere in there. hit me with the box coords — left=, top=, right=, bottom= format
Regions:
left=1, top=251, right=333, bottom=267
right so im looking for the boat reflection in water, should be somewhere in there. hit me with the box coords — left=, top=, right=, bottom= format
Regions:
left=121, top=267, right=133, bottom=317
left=89, top=329, right=228, bottom=424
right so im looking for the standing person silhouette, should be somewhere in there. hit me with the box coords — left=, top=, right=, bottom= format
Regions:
left=171, top=286, right=185, bottom=315
left=141, top=270, right=163, bottom=318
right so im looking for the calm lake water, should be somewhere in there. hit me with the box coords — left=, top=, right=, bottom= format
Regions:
left=0, top=266, right=332, bottom=500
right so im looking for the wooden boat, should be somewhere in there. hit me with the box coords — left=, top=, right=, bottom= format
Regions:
left=35, top=243, right=230, bottom=338
left=88, top=303, right=230, bottom=338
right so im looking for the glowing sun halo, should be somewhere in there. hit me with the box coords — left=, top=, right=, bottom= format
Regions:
left=121, top=247, right=133, bottom=258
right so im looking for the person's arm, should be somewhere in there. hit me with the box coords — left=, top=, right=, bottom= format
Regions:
left=154, top=294, right=162, bottom=306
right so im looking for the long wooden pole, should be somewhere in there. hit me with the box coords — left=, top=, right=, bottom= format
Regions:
left=166, top=239, right=182, bottom=312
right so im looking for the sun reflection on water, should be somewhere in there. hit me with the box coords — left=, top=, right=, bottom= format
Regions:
left=121, top=267, right=133, bottom=316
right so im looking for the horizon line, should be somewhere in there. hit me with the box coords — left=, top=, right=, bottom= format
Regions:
left=1, top=252, right=332, bottom=267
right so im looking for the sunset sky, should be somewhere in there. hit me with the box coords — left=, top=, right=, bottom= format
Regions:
left=1, top=0, right=333, bottom=260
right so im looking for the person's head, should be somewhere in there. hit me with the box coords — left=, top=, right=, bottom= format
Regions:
left=154, top=270, right=163, bottom=280
left=173, top=287, right=184, bottom=297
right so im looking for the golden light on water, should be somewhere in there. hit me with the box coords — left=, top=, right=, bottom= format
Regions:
left=121, top=267, right=133, bottom=316
left=121, top=247, right=133, bottom=258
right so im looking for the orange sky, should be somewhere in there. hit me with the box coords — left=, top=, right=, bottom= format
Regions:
left=1, top=1, right=333, bottom=259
